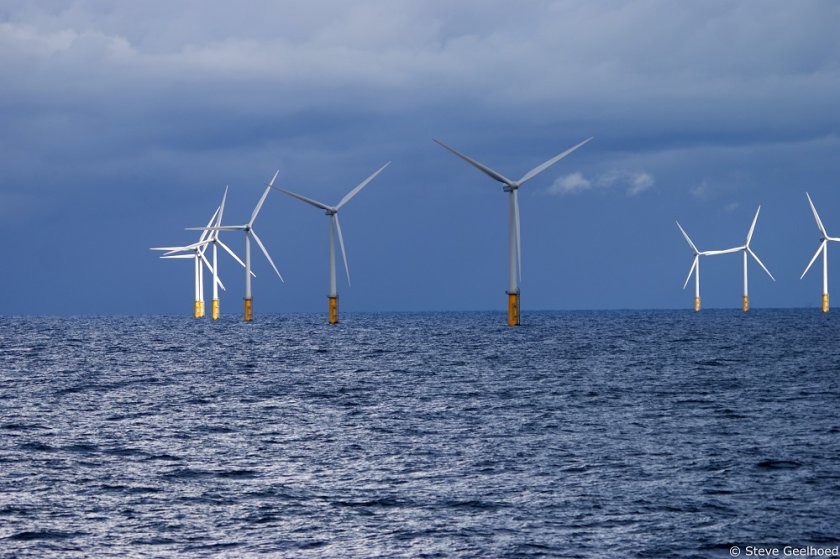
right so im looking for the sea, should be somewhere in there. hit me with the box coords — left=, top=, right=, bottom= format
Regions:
left=1, top=310, right=838, bottom=558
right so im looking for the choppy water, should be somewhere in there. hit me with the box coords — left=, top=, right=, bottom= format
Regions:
left=1, top=310, right=839, bottom=558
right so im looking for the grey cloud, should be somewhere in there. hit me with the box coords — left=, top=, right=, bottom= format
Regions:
left=3, top=1, right=838, bottom=122
left=2, top=1, right=839, bottom=194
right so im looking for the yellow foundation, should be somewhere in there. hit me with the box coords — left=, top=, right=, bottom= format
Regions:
left=742, top=295, right=749, bottom=313
left=822, top=293, right=829, bottom=313
left=329, top=296, right=338, bottom=324
left=212, top=299, right=220, bottom=320
left=694, top=296, right=700, bottom=312
left=194, top=301, right=202, bottom=319
left=507, top=291, right=520, bottom=326
left=244, top=298, right=253, bottom=322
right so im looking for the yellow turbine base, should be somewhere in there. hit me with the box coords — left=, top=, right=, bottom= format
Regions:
left=194, top=301, right=202, bottom=319
left=822, top=293, right=829, bottom=313
left=743, top=295, right=749, bottom=313
left=329, top=296, right=338, bottom=324
left=507, top=291, right=520, bottom=326
left=212, top=299, right=220, bottom=320
left=694, top=296, right=701, bottom=312
left=244, top=298, right=253, bottom=322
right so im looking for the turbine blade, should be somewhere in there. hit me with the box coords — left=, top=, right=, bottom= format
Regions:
left=514, top=188, right=522, bottom=281
left=806, top=192, right=828, bottom=237
left=218, top=239, right=247, bottom=270
left=161, top=254, right=194, bottom=260
left=334, top=213, right=351, bottom=286
left=433, top=139, right=514, bottom=186
left=249, top=184, right=273, bottom=227
left=701, top=247, right=744, bottom=256
left=746, top=206, right=761, bottom=246
left=336, top=162, right=390, bottom=210
left=163, top=244, right=207, bottom=255
left=218, top=238, right=255, bottom=277
left=748, top=247, right=775, bottom=281
left=517, top=137, right=594, bottom=185
left=676, top=221, right=698, bottom=254
left=199, top=207, right=220, bottom=243
left=216, top=186, right=229, bottom=230
left=186, top=225, right=244, bottom=232
left=272, top=187, right=331, bottom=211
left=151, top=246, right=187, bottom=251
left=801, top=241, right=825, bottom=279
left=199, top=250, right=215, bottom=276
left=251, top=229, right=284, bottom=282
left=198, top=252, right=220, bottom=291
left=683, top=255, right=698, bottom=290
left=173, top=239, right=212, bottom=252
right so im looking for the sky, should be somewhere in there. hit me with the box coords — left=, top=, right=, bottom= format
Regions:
left=1, top=0, right=839, bottom=315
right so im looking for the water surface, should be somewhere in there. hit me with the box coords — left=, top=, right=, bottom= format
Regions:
left=1, top=310, right=838, bottom=557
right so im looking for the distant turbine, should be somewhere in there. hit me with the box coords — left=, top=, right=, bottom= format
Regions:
left=189, top=171, right=283, bottom=321
left=678, top=206, right=775, bottom=312
left=675, top=221, right=705, bottom=312
left=434, top=137, right=593, bottom=326
left=801, top=192, right=840, bottom=312
left=272, top=162, right=390, bottom=324
left=151, top=208, right=221, bottom=318
left=165, top=187, right=251, bottom=320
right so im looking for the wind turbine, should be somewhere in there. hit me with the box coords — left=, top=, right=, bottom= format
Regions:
left=189, top=171, right=283, bottom=321
left=164, top=187, right=251, bottom=320
left=272, top=162, right=390, bottom=324
left=151, top=208, right=222, bottom=318
left=679, top=207, right=774, bottom=312
left=434, top=137, right=593, bottom=325
left=801, top=192, right=840, bottom=312
left=675, top=221, right=707, bottom=312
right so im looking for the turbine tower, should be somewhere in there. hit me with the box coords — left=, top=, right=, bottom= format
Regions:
left=434, top=137, right=593, bottom=325
left=801, top=192, right=840, bottom=312
left=189, top=171, right=283, bottom=321
left=272, top=162, right=390, bottom=324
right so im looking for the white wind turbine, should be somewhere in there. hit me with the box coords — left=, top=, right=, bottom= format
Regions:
left=271, top=162, right=390, bottom=324
left=679, top=206, right=774, bottom=312
left=189, top=171, right=283, bottom=321
left=801, top=192, right=840, bottom=312
left=164, top=187, right=251, bottom=320
left=434, top=137, right=593, bottom=325
left=151, top=208, right=222, bottom=318
left=675, top=221, right=708, bottom=312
